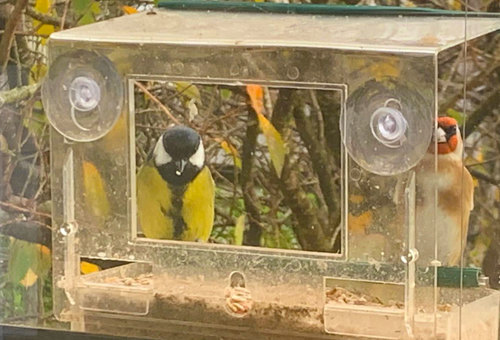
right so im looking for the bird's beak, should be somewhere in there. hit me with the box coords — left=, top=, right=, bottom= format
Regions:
left=436, top=127, right=447, bottom=143
left=174, top=159, right=187, bottom=176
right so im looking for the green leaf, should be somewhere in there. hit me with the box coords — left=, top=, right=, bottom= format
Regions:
left=73, top=0, right=101, bottom=26
left=446, top=108, right=466, bottom=126
left=8, top=239, right=51, bottom=287
left=72, top=0, right=91, bottom=13
left=175, top=82, right=201, bottom=104
left=23, top=109, right=47, bottom=137
left=0, top=134, right=14, bottom=156
left=233, top=214, right=245, bottom=246
left=306, top=193, right=319, bottom=208
left=220, top=89, right=232, bottom=100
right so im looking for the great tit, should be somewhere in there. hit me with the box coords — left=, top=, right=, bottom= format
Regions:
left=137, top=125, right=215, bottom=242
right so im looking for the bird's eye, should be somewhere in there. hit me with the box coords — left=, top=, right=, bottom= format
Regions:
left=445, top=125, right=456, bottom=134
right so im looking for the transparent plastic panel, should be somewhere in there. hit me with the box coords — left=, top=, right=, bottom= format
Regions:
left=1, top=5, right=496, bottom=340
left=132, top=81, right=342, bottom=253
left=48, top=10, right=500, bottom=54
left=411, top=30, right=500, bottom=340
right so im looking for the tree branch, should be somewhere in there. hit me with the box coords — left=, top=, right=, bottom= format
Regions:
left=0, top=83, right=39, bottom=107
left=270, top=89, right=333, bottom=251
left=25, top=5, right=74, bottom=29
left=292, top=95, right=340, bottom=230
left=468, top=168, right=500, bottom=186
left=464, top=88, right=500, bottom=137
left=277, top=157, right=331, bottom=251
left=317, top=91, right=342, bottom=164
left=241, top=107, right=262, bottom=247
left=0, top=0, right=29, bottom=73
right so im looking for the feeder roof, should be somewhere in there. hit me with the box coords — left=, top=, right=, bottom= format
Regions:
left=49, top=9, right=500, bottom=54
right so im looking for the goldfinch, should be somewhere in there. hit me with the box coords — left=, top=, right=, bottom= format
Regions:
left=415, top=117, right=474, bottom=266
left=137, top=125, right=215, bottom=242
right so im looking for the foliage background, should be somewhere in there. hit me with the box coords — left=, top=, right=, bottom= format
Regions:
left=0, top=0, right=499, bottom=326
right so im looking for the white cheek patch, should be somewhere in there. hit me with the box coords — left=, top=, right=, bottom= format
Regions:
left=436, top=127, right=447, bottom=143
left=153, top=137, right=171, bottom=166
left=189, top=140, right=205, bottom=168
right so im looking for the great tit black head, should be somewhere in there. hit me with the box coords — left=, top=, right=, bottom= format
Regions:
left=153, top=125, right=205, bottom=187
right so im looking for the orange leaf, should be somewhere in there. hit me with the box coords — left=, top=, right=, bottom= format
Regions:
left=348, top=211, right=373, bottom=234
left=246, top=85, right=264, bottom=115
left=122, top=5, right=138, bottom=14
left=246, top=85, right=286, bottom=177
left=81, top=261, right=101, bottom=274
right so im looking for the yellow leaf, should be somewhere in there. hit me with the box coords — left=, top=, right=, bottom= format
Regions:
left=81, top=261, right=101, bottom=274
left=474, top=149, right=484, bottom=163
left=369, top=61, right=400, bottom=82
left=19, top=268, right=38, bottom=288
left=256, top=112, right=286, bottom=177
left=102, top=113, right=127, bottom=153
left=449, top=0, right=461, bottom=10
left=0, top=134, right=13, bottom=155
left=234, top=214, right=245, bottom=246
left=246, top=85, right=286, bottom=177
left=349, top=194, right=364, bottom=204
left=220, top=140, right=242, bottom=169
left=122, top=5, right=138, bottom=14
left=29, top=63, right=48, bottom=84
left=82, top=161, right=110, bottom=221
left=34, top=0, right=55, bottom=44
left=35, top=0, right=52, bottom=13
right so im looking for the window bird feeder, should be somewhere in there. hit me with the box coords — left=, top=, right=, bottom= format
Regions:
left=41, top=3, right=500, bottom=339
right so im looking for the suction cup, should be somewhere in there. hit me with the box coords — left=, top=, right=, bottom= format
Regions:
left=341, top=79, right=433, bottom=176
left=42, top=50, right=123, bottom=142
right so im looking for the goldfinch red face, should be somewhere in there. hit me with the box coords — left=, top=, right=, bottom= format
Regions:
left=430, top=116, right=459, bottom=155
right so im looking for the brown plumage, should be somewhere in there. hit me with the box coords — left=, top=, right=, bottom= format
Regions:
left=415, top=117, right=474, bottom=266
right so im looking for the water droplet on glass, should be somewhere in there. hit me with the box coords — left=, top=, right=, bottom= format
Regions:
left=286, top=66, right=300, bottom=80
left=229, top=64, right=239, bottom=76
left=60, top=222, right=73, bottom=236
left=173, top=61, right=184, bottom=74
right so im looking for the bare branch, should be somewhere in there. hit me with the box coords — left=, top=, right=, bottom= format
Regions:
left=468, top=169, right=500, bottom=186
left=0, top=201, right=51, bottom=219
left=0, top=83, right=39, bottom=107
left=134, top=81, right=182, bottom=125
left=465, top=89, right=500, bottom=136
left=25, top=6, right=74, bottom=28
left=241, top=107, right=262, bottom=247
left=0, top=0, right=29, bottom=73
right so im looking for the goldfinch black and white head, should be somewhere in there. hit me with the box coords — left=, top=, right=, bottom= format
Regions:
left=153, top=125, right=205, bottom=187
